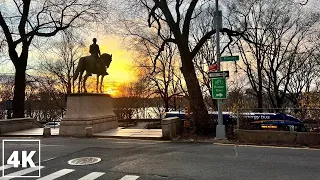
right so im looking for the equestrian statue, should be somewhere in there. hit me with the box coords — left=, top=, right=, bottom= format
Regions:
left=73, top=38, right=112, bottom=93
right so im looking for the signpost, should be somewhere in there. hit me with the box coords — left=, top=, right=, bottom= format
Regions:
left=208, top=71, right=229, bottom=78
left=212, top=78, right=227, bottom=99
left=214, top=0, right=226, bottom=139
left=221, top=56, right=239, bottom=62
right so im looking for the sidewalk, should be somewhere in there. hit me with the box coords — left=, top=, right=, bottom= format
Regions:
left=0, top=127, right=163, bottom=140
left=94, top=128, right=163, bottom=140
left=0, top=128, right=59, bottom=136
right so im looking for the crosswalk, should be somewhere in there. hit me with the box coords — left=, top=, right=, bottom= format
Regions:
left=0, top=165, right=140, bottom=180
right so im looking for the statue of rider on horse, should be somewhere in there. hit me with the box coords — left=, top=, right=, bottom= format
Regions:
left=73, top=38, right=112, bottom=93
left=89, top=38, right=105, bottom=70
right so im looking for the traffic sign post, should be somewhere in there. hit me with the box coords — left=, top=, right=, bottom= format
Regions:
left=214, top=0, right=226, bottom=139
left=221, top=56, right=239, bottom=62
left=212, top=78, right=227, bottom=99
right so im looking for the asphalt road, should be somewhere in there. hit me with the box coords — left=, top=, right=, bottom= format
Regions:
left=0, top=137, right=319, bottom=180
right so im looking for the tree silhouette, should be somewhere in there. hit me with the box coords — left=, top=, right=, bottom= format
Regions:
left=0, top=0, right=106, bottom=117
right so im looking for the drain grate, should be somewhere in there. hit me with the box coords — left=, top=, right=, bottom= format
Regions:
left=68, top=157, right=101, bottom=165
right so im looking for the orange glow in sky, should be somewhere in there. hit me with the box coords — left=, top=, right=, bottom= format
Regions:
left=84, top=36, right=139, bottom=97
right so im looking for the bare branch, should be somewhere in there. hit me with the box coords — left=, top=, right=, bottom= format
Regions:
left=299, top=0, right=309, bottom=5
left=191, top=29, right=216, bottom=58
left=152, top=38, right=176, bottom=74
left=182, top=0, right=198, bottom=37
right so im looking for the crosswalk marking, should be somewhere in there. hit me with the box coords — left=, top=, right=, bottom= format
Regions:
left=78, top=172, right=105, bottom=180
left=36, top=169, right=74, bottom=180
left=0, top=166, right=44, bottom=180
left=0, top=166, right=140, bottom=180
left=0, top=165, right=15, bottom=172
left=119, top=175, right=140, bottom=180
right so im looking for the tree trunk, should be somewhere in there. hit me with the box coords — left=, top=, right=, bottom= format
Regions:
left=257, top=91, right=263, bottom=112
left=164, top=98, right=169, bottom=112
left=181, top=54, right=211, bottom=134
left=12, top=62, right=27, bottom=118
left=66, top=77, right=72, bottom=103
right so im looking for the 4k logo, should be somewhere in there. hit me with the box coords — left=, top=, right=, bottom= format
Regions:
left=7, top=150, right=36, bottom=167
left=2, top=140, right=41, bottom=178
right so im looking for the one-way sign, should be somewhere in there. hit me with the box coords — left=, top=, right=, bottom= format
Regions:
left=208, top=71, right=229, bottom=78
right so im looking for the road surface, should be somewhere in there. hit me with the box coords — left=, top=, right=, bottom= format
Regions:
left=0, top=137, right=319, bottom=180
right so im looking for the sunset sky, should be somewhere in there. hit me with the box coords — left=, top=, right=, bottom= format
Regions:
left=0, top=34, right=140, bottom=97
left=1, top=0, right=317, bottom=98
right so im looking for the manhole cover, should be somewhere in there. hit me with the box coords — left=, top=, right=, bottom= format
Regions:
left=68, top=157, right=101, bottom=165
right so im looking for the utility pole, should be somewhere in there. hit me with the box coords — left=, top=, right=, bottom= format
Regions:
left=215, top=0, right=226, bottom=139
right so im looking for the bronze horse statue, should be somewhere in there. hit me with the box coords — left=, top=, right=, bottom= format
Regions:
left=73, top=53, right=112, bottom=93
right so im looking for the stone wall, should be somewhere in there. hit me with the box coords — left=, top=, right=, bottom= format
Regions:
left=235, top=129, right=320, bottom=146
left=0, top=118, right=43, bottom=134
left=161, top=117, right=181, bottom=140
left=296, top=132, right=320, bottom=146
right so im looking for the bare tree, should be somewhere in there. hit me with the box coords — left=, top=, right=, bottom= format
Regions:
left=188, top=5, right=216, bottom=109
left=114, top=79, right=150, bottom=119
left=229, top=0, right=273, bottom=110
left=37, top=31, right=85, bottom=109
left=0, top=0, right=107, bottom=117
left=133, top=33, right=185, bottom=112
left=0, top=74, right=14, bottom=102
left=264, top=12, right=319, bottom=109
left=230, top=0, right=320, bottom=109
left=122, top=0, right=250, bottom=133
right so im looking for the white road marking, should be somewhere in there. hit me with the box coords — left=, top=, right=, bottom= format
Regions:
left=114, top=142, right=156, bottom=145
left=36, top=169, right=74, bottom=180
left=39, top=157, right=57, bottom=162
left=214, top=143, right=320, bottom=151
left=3, top=144, right=63, bottom=147
left=234, top=145, right=238, bottom=157
left=40, top=144, right=65, bottom=147
left=0, top=165, right=16, bottom=172
left=0, top=166, right=44, bottom=180
left=78, top=172, right=105, bottom=180
left=119, top=175, right=140, bottom=180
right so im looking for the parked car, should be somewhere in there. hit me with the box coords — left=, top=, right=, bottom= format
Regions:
left=45, top=122, right=60, bottom=128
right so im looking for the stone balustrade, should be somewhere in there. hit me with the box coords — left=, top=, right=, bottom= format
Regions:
left=0, top=118, right=43, bottom=134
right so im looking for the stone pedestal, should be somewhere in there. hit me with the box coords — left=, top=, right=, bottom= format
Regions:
left=59, top=93, right=118, bottom=137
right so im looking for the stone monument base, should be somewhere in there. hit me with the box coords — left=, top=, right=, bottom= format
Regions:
left=59, top=93, right=118, bottom=137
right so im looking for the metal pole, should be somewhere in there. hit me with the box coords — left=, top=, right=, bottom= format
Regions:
left=72, top=62, right=75, bottom=93
left=215, top=0, right=226, bottom=139
left=237, top=107, right=240, bottom=129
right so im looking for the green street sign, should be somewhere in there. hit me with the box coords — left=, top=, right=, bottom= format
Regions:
left=212, top=78, right=227, bottom=99
left=221, top=56, right=239, bottom=62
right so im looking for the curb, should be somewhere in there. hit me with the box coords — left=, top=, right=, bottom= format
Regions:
left=93, top=135, right=163, bottom=141
left=0, top=135, right=163, bottom=141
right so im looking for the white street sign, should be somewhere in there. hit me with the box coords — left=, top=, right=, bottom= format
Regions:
left=208, top=71, right=229, bottom=78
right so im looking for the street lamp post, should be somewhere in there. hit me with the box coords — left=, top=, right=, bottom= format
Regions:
left=215, top=0, right=226, bottom=139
